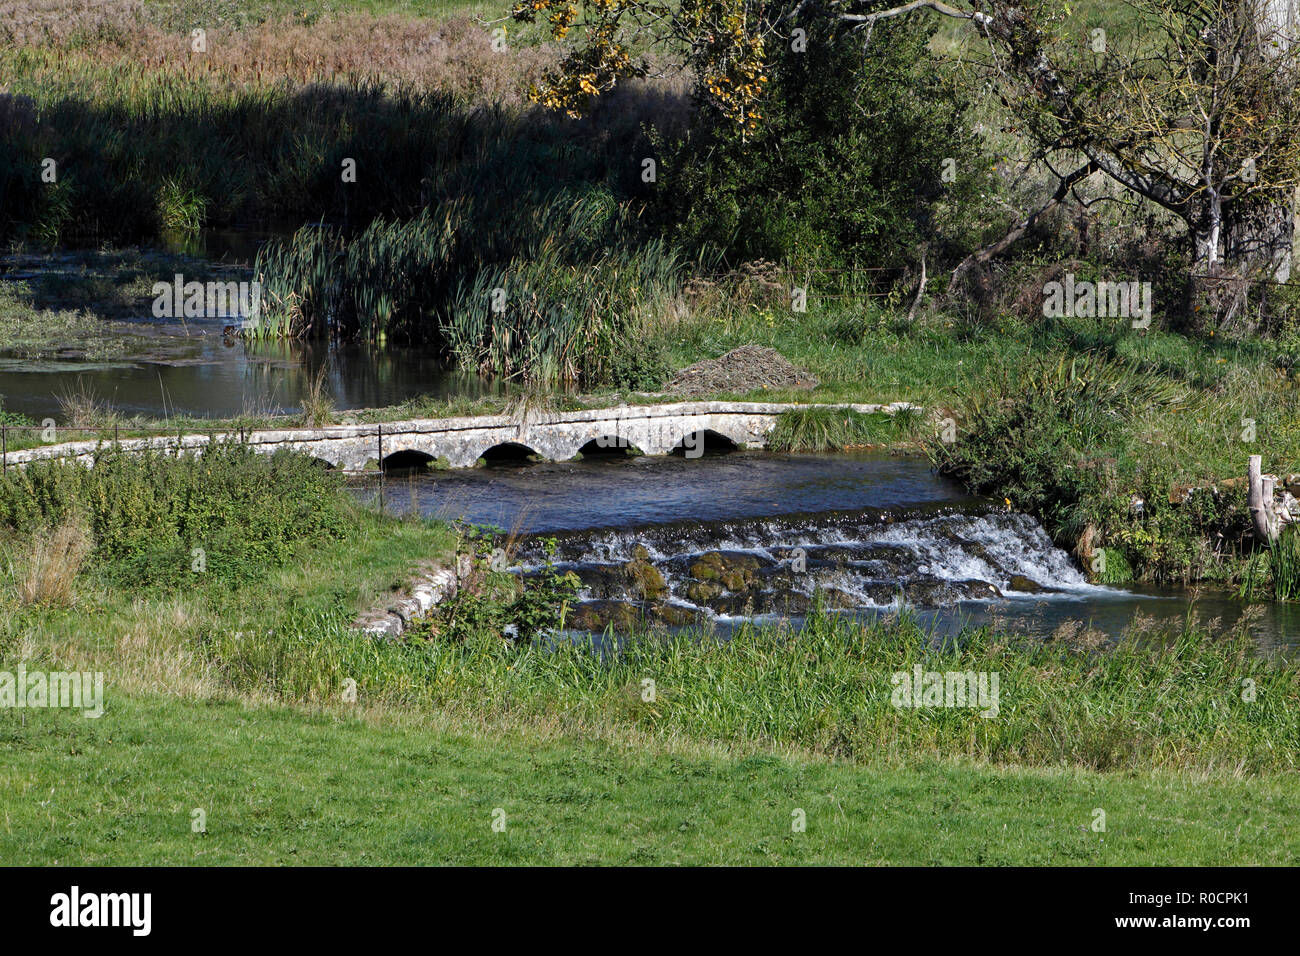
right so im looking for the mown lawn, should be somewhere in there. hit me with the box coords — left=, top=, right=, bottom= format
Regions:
left=2, top=692, right=1295, bottom=865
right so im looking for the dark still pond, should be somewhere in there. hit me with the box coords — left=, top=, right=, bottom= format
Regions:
left=358, top=450, right=1300, bottom=650
left=0, top=314, right=497, bottom=420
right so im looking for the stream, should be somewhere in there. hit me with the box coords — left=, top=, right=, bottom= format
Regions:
left=359, top=450, right=1300, bottom=650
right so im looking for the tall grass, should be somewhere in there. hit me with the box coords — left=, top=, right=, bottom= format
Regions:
left=204, top=601, right=1300, bottom=775
left=767, top=407, right=913, bottom=452
left=9, top=517, right=89, bottom=606
left=1240, top=526, right=1300, bottom=601
left=252, top=193, right=684, bottom=388
left=0, top=19, right=679, bottom=247
left=1272, top=527, right=1300, bottom=600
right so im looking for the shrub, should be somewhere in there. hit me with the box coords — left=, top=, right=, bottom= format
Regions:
left=0, top=442, right=353, bottom=588
left=927, top=353, right=1189, bottom=544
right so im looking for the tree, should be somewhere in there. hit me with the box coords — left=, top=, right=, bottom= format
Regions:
left=648, top=16, right=986, bottom=273
left=515, top=0, right=1300, bottom=321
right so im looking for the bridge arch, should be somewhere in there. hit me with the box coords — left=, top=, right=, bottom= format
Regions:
left=576, top=436, right=644, bottom=458
left=478, top=441, right=539, bottom=464
left=670, top=428, right=740, bottom=457
left=382, top=449, right=437, bottom=473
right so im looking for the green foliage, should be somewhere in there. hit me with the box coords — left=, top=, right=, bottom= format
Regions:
left=1093, top=546, right=1133, bottom=585
left=928, top=353, right=1188, bottom=541
left=0, top=442, right=352, bottom=588
left=420, top=527, right=580, bottom=642
left=767, top=407, right=910, bottom=452
left=1271, top=525, right=1300, bottom=602
left=651, top=18, right=989, bottom=276
left=1241, top=526, right=1300, bottom=601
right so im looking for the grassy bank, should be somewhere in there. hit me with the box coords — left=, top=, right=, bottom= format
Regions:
left=5, top=692, right=1296, bottom=865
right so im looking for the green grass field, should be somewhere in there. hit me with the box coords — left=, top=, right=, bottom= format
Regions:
left=2, top=448, right=1298, bottom=865
left=4, top=693, right=1296, bottom=865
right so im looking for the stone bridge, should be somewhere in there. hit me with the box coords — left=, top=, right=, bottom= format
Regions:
left=3, top=400, right=917, bottom=472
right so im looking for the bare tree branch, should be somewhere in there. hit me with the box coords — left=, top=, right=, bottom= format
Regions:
left=950, top=159, right=1100, bottom=285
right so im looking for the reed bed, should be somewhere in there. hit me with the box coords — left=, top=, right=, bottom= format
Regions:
left=251, top=192, right=685, bottom=388
left=0, top=39, right=675, bottom=246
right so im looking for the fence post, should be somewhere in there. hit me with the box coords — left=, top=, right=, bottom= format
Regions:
left=2, top=424, right=6, bottom=476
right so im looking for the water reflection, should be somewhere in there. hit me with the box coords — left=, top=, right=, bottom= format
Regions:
left=0, top=316, right=498, bottom=420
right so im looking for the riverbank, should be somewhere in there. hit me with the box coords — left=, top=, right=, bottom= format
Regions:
left=5, top=275, right=1298, bottom=598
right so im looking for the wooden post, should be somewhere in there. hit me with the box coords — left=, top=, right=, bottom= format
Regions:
left=1248, top=454, right=1281, bottom=544
left=2, top=424, right=6, bottom=476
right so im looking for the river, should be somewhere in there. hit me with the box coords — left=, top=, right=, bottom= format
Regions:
left=356, top=449, right=1300, bottom=650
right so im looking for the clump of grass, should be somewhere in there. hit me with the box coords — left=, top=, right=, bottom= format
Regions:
left=1240, top=526, right=1300, bottom=601
left=157, top=178, right=207, bottom=235
left=11, top=517, right=90, bottom=606
left=767, top=406, right=905, bottom=452
left=55, top=380, right=120, bottom=430
left=1270, top=525, right=1300, bottom=601
left=298, top=364, right=335, bottom=428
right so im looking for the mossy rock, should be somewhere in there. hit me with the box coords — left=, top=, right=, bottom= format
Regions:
left=688, top=551, right=761, bottom=591
left=648, top=603, right=705, bottom=627
left=1007, top=574, right=1046, bottom=593
left=685, top=579, right=724, bottom=604
left=567, top=600, right=641, bottom=633
left=622, top=554, right=667, bottom=600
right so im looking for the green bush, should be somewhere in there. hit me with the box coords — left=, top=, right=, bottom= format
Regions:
left=927, top=353, right=1189, bottom=545
left=0, top=442, right=353, bottom=587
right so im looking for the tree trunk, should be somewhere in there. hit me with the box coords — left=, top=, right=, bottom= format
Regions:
left=1187, top=1, right=1298, bottom=329
left=1223, top=0, right=1299, bottom=285
left=1224, top=197, right=1294, bottom=283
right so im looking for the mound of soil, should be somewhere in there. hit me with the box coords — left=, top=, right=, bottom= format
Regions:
left=667, top=346, right=818, bottom=396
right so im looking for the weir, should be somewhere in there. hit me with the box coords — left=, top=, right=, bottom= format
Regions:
left=2, top=400, right=918, bottom=472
